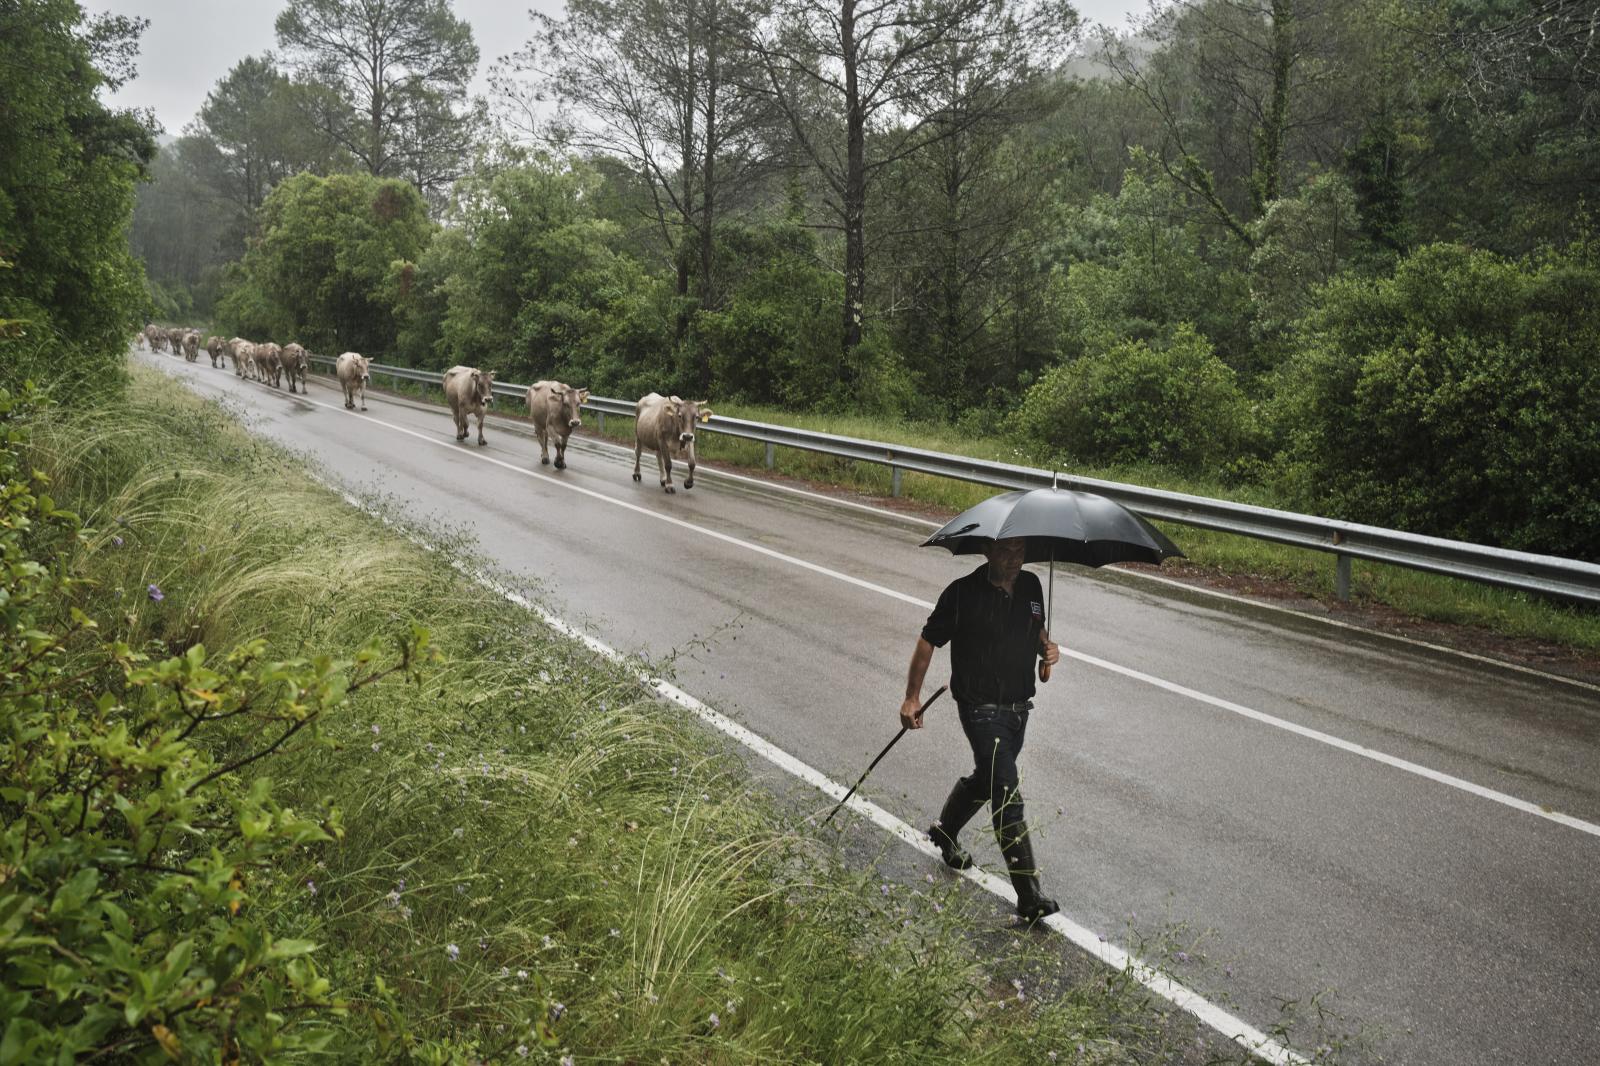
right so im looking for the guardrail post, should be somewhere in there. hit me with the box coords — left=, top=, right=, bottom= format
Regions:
left=598, top=411, right=606, bottom=433
left=891, top=466, right=902, bottom=497
left=1336, top=554, right=1351, bottom=602
left=765, top=442, right=774, bottom=469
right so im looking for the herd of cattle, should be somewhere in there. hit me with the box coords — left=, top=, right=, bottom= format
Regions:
left=138, top=325, right=716, bottom=493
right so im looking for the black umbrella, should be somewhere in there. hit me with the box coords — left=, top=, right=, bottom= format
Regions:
left=921, top=483, right=1184, bottom=678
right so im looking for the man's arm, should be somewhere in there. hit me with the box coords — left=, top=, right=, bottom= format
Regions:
left=900, top=637, right=935, bottom=729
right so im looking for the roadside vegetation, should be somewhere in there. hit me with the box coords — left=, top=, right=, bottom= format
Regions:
left=3, top=366, right=1294, bottom=1063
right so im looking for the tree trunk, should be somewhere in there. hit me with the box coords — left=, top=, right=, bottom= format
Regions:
left=841, top=0, right=865, bottom=373
left=1253, top=0, right=1294, bottom=214
left=675, top=29, right=697, bottom=350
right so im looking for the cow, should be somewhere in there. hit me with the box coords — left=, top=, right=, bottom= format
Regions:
left=336, top=352, right=371, bottom=410
left=281, top=343, right=309, bottom=393
left=145, top=324, right=166, bottom=352
left=182, top=330, right=201, bottom=362
left=231, top=339, right=258, bottom=380
left=527, top=380, right=590, bottom=470
left=255, top=342, right=283, bottom=387
left=632, top=393, right=713, bottom=493
left=206, top=335, right=225, bottom=368
left=443, top=366, right=494, bottom=445
left=166, top=327, right=185, bottom=356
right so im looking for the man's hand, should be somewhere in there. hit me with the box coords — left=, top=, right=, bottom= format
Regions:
left=1040, top=637, right=1060, bottom=667
left=900, top=695, right=926, bottom=730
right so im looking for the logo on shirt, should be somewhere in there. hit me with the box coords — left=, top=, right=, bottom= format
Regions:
left=1029, top=601, right=1043, bottom=620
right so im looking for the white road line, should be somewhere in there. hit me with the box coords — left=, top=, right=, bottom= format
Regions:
left=267, top=385, right=1600, bottom=843
left=308, top=473, right=1308, bottom=1066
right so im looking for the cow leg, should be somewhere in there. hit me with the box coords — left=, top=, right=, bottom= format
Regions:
left=660, top=452, right=674, bottom=493
left=684, top=458, right=695, bottom=491
left=475, top=409, right=486, bottom=446
left=358, top=383, right=367, bottom=411
left=538, top=429, right=549, bottom=465
left=554, top=436, right=566, bottom=470
left=632, top=441, right=643, bottom=482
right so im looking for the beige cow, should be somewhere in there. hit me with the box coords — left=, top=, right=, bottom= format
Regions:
left=166, top=327, right=185, bottom=356
left=255, top=342, right=283, bottom=387
left=443, top=366, right=494, bottom=445
left=527, top=380, right=590, bottom=470
left=206, top=335, right=225, bottom=368
left=336, top=352, right=370, bottom=410
left=281, top=343, right=309, bottom=393
left=182, top=330, right=201, bottom=362
left=234, top=340, right=259, bottom=380
left=632, top=393, right=713, bottom=493
left=144, top=325, right=165, bottom=352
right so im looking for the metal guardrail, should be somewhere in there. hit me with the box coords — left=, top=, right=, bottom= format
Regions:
left=305, top=355, right=1600, bottom=606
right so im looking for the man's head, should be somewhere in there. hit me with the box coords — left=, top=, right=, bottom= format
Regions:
left=983, top=537, right=1027, bottom=583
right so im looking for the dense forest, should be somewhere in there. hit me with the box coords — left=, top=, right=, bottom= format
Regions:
left=7, top=0, right=1598, bottom=557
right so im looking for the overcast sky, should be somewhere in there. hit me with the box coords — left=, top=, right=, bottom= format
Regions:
left=88, top=0, right=1152, bottom=136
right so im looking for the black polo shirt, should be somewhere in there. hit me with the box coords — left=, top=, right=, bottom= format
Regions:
left=920, top=563, right=1046, bottom=707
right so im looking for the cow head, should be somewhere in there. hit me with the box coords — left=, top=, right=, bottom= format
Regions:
left=355, top=355, right=371, bottom=383
left=471, top=369, right=494, bottom=406
left=668, top=397, right=713, bottom=447
left=554, top=385, right=588, bottom=429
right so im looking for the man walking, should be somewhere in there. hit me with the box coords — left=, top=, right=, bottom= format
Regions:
left=900, top=536, right=1061, bottom=923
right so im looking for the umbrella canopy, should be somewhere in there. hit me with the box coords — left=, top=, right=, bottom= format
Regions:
left=921, top=487, right=1184, bottom=568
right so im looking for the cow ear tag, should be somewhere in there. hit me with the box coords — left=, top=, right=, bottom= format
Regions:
left=699, top=412, right=711, bottom=423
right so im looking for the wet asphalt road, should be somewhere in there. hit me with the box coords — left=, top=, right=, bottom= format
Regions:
left=141, top=352, right=1600, bottom=1066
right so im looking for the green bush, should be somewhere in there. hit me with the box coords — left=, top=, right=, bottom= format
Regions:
left=696, top=229, right=842, bottom=409
left=1274, top=240, right=1600, bottom=558
left=0, top=385, right=431, bottom=1061
left=1010, top=324, right=1253, bottom=471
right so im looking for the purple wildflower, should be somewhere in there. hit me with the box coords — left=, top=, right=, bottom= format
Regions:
left=112, top=536, right=124, bottom=547
left=549, top=1002, right=567, bottom=1022
left=446, top=943, right=460, bottom=961
left=708, top=1012, right=720, bottom=1030
left=147, top=584, right=164, bottom=602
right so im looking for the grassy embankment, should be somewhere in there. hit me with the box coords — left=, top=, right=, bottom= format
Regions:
left=351, top=367, right=1600, bottom=653
left=28, top=366, right=1264, bottom=1063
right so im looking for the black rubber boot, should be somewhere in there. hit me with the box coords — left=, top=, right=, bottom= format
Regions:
left=1001, top=828, right=1059, bottom=925
left=929, top=824, right=974, bottom=869
left=930, top=779, right=985, bottom=870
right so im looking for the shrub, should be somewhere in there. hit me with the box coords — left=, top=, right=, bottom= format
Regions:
left=1273, top=240, right=1600, bottom=558
left=1009, top=324, right=1253, bottom=471
left=0, top=385, right=430, bottom=1061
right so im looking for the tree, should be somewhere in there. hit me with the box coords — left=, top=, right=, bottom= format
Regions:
left=873, top=39, right=1074, bottom=404
left=745, top=0, right=1077, bottom=368
left=1099, top=0, right=1355, bottom=249
left=0, top=0, right=155, bottom=394
left=190, top=55, right=343, bottom=219
left=129, top=138, right=234, bottom=306
left=275, top=0, right=483, bottom=210
left=503, top=0, right=776, bottom=384
left=216, top=172, right=433, bottom=354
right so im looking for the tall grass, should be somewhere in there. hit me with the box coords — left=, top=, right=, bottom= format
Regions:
left=26, top=367, right=1281, bottom=1063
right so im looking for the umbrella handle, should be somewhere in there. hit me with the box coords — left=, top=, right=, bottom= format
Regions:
left=1038, top=659, right=1051, bottom=683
